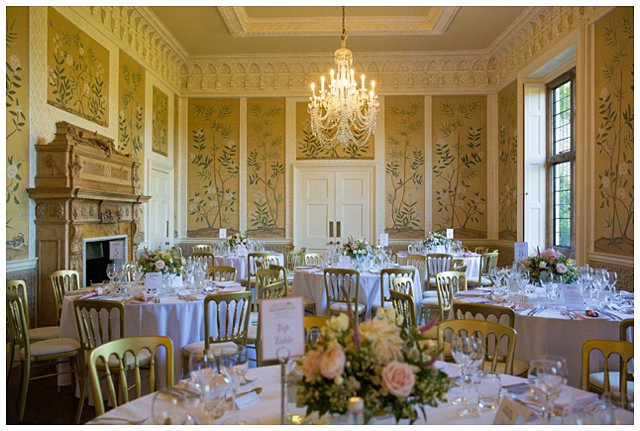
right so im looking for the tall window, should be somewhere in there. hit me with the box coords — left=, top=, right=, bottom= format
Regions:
left=546, top=69, right=575, bottom=252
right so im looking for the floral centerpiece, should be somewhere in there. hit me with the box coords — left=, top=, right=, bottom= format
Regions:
left=422, top=231, right=450, bottom=248
left=227, top=231, right=250, bottom=248
left=294, top=308, right=452, bottom=423
left=137, top=248, right=184, bottom=275
left=342, top=237, right=373, bottom=259
left=522, top=248, right=578, bottom=284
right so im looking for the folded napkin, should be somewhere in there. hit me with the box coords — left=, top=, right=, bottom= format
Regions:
left=456, top=290, right=487, bottom=297
left=217, top=285, right=245, bottom=293
left=213, top=280, right=240, bottom=287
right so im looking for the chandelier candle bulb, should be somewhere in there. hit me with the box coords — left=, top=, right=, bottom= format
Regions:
left=361, top=74, right=365, bottom=90
left=321, top=75, right=325, bottom=92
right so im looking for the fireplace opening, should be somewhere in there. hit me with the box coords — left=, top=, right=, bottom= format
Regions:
left=83, top=235, right=127, bottom=286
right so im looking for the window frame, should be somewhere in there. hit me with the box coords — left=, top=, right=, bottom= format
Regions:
left=545, top=68, right=576, bottom=254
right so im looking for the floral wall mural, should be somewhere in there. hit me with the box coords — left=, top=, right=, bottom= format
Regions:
left=295, top=101, right=374, bottom=159
left=246, top=98, right=286, bottom=238
left=594, top=7, right=634, bottom=256
left=498, top=81, right=518, bottom=241
left=6, top=6, right=29, bottom=260
left=118, top=51, right=145, bottom=180
left=384, top=96, right=425, bottom=238
left=47, top=7, right=109, bottom=126
left=432, top=96, right=487, bottom=238
left=187, top=98, right=240, bottom=237
left=152, top=86, right=169, bottom=156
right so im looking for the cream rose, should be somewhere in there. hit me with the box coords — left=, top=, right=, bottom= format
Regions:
left=382, top=361, right=415, bottom=398
left=154, top=259, right=166, bottom=271
left=302, top=349, right=322, bottom=382
left=556, top=263, right=568, bottom=274
left=319, top=345, right=345, bottom=380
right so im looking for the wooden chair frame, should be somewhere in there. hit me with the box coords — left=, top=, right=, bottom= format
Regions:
left=425, top=254, right=453, bottom=291
left=453, top=302, right=516, bottom=328
left=206, top=265, right=237, bottom=282
left=192, top=244, right=213, bottom=254
left=304, top=253, right=323, bottom=267
left=323, top=268, right=365, bottom=324
left=51, top=270, right=81, bottom=324
left=379, top=267, right=416, bottom=308
left=581, top=339, right=634, bottom=409
left=390, top=289, right=416, bottom=331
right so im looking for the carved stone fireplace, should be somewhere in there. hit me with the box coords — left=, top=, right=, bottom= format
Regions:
left=28, top=122, right=149, bottom=326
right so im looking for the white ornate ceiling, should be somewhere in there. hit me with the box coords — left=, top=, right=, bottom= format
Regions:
left=147, top=6, right=528, bottom=57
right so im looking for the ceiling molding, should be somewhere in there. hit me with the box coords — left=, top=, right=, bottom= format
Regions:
left=137, top=6, right=189, bottom=60
left=218, top=6, right=459, bottom=37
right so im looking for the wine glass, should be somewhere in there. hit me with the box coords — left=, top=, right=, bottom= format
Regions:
left=188, top=350, right=230, bottom=424
left=151, top=390, right=189, bottom=425
left=105, top=262, right=116, bottom=294
left=451, top=332, right=484, bottom=415
left=218, top=346, right=252, bottom=424
left=539, top=271, right=554, bottom=308
left=528, top=356, right=568, bottom=423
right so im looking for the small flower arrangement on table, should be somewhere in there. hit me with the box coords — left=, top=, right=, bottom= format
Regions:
left=227, top=231, right=250, bottom=247
left=137, top=248, right=184, bottom=275
left=294, top=308, right=452, bottom=424
left=522, top=248, right=577, bottom=284
left=422, top=231, right=450, bottom=248
left=342, top=237, right=373, bottom=258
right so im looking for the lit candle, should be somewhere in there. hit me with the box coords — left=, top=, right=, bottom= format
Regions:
left=361, top=74, right=365, bottom=90
left=350, top=69, right=354, bottom=82
left=311, top=82, right=316, bottom=97
left=321, top=75, right=325, bottom=92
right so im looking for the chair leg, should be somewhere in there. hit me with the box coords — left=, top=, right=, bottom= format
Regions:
left=18, top=360, right=30, bottom=422
left=7, top=342, right=15, bottom=382
left=75, top=357, right=86, bottom=424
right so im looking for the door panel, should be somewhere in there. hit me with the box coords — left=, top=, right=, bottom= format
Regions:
left=335, top=170, right=371, bottom=244
left=298, top=170, right=335, bottom=251
left=149, top=167, right=172, bottom=250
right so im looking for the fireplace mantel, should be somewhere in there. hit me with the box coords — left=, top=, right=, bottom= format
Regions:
left=28, top=122, right=150, bottom=325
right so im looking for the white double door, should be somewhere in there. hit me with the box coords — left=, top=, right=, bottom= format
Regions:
left=148, top=164, right=172, bottom=250
left=295, top=165, right=374, bottom=252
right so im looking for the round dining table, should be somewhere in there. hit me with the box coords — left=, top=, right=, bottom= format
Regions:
left=214, top=251, right=284, bottom=282
left=453, top=288, right=634, bottom=387
left=86, top=361, right=633, bottom=425
left=396, top=250, right=482, bottom=282
left=291, top=265, right=422, bottom=318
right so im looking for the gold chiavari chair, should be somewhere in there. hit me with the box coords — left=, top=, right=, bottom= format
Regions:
left=425, top=254, right=454, bottom=291
left=389, top=289, right=416, bottom=331
left=206, top=266, right=237, bottom=282
left=620, top=318, right=633, bottom=342
left=192, top=252, right=215, bottom=269
left=192, top=244, right=213, bottom=254
left=51, top=270, right=81, bottom=324
left=469, top=252, right=499, bottom=287
left=181, top=291, right=252, bottom=375
left=379, top=267, right=416, bottom=310
left=474, top=246, right=489, bottom=254
left=87, top=336, right=174, bottom=416
left=452, top=258, right=467, bottom=273
left=6, top=290, right=80, bottom=422
left=438, top=319, right=517, bottom=375
left=247, top=268, right=287, bottom=366
left=304, top=316, right=328, bottom=334
left=304, top=253, right=323, bottom=267
left=452, top=302, right=528, bottom=376
left=323, top=268, right=366, bottom=324
left=582, top=339, right=634, bottom=409
left=7, top=280, right=59, bottom=343
left=405, top=254, right=430, bottom=301
left=420, top=271, right=467, bottom=323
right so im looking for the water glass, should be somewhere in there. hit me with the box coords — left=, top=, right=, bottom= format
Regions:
left=527, top=356, right=568, bottom=423
left=477, top=372, right=501, bottom=410
left=451, top=333, right=484, bottom=417
left=151, top=390, right=189, bottom=425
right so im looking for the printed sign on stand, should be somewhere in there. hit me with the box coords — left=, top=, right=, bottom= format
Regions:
left=446, top=229, right=454, bottom=239
left=109, top=240, right=124, bottom=260
left=219, top=228, right=227, bottom=239
left=260, top=297, right=305, bottom=362
left=379, top=233, right=389, bottom=247
left=514, top=242, right=529, bottom=262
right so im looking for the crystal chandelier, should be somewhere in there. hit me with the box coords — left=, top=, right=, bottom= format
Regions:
left=308, top=6, right=379, bottom=149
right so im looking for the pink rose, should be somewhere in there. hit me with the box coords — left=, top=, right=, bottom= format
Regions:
left=556, top=263, right=568, bottom=274
left=381, top=361, right=415, bottom=398
left=302, top=349, right=322, bottom=382
left=319, top=345, right=345, bottom=380
left=154, top=259, right=166, bottom=270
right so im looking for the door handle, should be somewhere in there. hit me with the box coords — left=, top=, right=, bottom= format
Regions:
left=329, top=221, right=334, bottom=238
left=336, top=221, right=341, bottom=238
left=166, top=220, right=169, bottom=237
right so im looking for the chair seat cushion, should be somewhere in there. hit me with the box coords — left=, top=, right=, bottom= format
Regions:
left=483, top=358, right=529, bottom=376
left=28, top=326, right=60, bottom=341
left=421, top=297, right=440, bottom=306
left=422, top=290, right=438, bottom=298
left=589, top=371, right=635, bottom=397
left=182, top=341, right=238, bottom=357
left=329, top=302, right=366, bottom=314
left=21, top=338, right=79, bottom=358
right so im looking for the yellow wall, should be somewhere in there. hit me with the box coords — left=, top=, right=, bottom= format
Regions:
left=497, top=81, right=518, bottom=241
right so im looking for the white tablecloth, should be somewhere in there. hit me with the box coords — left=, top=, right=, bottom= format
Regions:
left=396, top=251, right=481, bottom=283
left=453, top=289, right=634, bottom=387
left=87, top=361, right=633, bottom=425
left=291, top=267, right=422, bottom=318
left=214, top=252, right=284, bottom=282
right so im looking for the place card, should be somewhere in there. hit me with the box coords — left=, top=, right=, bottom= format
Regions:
left=235, top=391, right=260, bottom=409
left=493, top=396, right=535, bottom=424
left=109, top=240, right=124, bottom=260
left=514, top=242, right=528, bottom=262
left=145, top=272, right=163, bottom=290
left=260, top=297, right=305, bottom=362
left=378, top=233, right=389, bottom=247
left=561, top=284, right=585, bottom=311
left=219, top=228, right=227, bottom=239
left=446, top=228, right=454, bottom=239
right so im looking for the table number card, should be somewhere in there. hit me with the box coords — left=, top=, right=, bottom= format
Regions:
left=109, top=240, right=124, bottom=260
left=219, top=228, right=227, bottom=239
left=561, top=284, right=585, bottom=311
left=514, top=242, right=528, bottom=262
left=378, top=233, right=389, bottom=247
left=145, top=272, right=163, bottom=290
left=260, top=297, right=305, bottom=362
left=446, top=229, right=454, bottom=239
